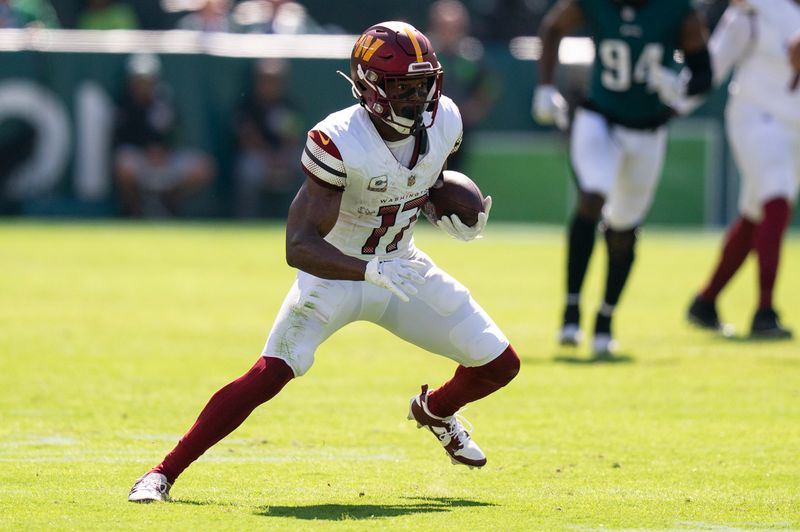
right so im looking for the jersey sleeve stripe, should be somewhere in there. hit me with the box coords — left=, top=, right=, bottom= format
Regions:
left=301, top=129, right=347, bottom=188
left=303, top=145, right=346, bottom=178
left=301, top=147, right=347, bottom=188
left=303, top=165, right=345, bottom=191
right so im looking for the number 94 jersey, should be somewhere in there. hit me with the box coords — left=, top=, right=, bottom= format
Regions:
left=300, top=95, right=463, bottom=260
left=582, top=0, right=693, bottom=127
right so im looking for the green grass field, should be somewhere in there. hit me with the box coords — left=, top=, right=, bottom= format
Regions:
left=1, top=221, right=798, bottom=530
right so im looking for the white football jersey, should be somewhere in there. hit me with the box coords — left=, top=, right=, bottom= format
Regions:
left=712, top=1, right=800, bottom=127
left=301, top=95, right=463, bottom=259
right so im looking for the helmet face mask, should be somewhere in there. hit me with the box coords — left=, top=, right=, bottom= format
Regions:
left=377, top=70, right=439, bottom=131
left=348, top=21, right=443, bottom=135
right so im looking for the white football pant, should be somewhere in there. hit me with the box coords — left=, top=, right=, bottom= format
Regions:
left=570, top=107, right=668, bottom=230
left=263, top=249, right=510, bottom=377
left=726, top=97, right=800, bottom=222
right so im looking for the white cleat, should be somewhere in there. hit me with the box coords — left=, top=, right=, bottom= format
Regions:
left=559, top=323, right=582, bottom=346
left=408, top=384, right=487, bottom=468
left=128, top=472, right=172, bottom=503
left=592, top=333, right=618, bottom=357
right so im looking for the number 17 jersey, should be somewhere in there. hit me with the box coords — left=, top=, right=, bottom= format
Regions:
left=581, top=0, right=693, bottom=127
left=300, top=95, right=463, bottom=260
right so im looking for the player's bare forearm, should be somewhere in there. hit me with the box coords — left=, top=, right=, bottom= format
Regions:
left=286, top=228, right=367, bottom=280
left=538, top=31, right=560, bottom=85
left=538, top=0, right=584, bottom=85
left=790, top=33, right=800, bottom=74
left=680, top=10, right=709, bottom=54
left=285, top=179, right=367, bottom=280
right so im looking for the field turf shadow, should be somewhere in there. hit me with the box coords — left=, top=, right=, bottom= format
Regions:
left=257, top=497, right=493, bottom=520
left=716, top=333, right=794, bottom=344
left=552, top=352, right=634, bottom=365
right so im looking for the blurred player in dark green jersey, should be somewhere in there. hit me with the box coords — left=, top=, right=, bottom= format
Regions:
left=533, top=0, right=712, bottom=356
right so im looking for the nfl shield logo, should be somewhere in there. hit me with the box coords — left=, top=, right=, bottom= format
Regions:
left=407, top=175, right=416, bottom=187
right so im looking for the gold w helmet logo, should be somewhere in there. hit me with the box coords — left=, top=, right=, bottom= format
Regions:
left=353, top=34, right=385, bottom=62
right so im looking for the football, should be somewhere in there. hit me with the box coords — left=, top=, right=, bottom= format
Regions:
left=426, top=170, right=485, bottom=227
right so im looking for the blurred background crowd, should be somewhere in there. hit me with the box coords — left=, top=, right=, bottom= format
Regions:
left=0, top=0, right=733, bottom=220
left=2, top=0, right=559, bottom=35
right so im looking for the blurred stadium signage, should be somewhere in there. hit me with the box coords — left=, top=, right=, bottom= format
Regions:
left=0, top=29, right=357, bottom=211
left=0, top=80, right=70, bottom=199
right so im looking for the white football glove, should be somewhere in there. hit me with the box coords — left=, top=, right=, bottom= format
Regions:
left=436, top=196, right=492, bottom=241
left=670, top=94, right=704, bottom=116
left=364, top=257, right=426, bottom=302
left=647, top=65, right=689, bottom=108
left=532, top=85, right=569, bottom=130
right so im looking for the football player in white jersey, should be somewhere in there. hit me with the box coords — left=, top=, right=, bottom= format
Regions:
left=686, top=0, right=800, bottom=338
left=129, top=21, right=520, bottom=503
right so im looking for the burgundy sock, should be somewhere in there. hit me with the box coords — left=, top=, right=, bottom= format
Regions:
left=427, top=345, right=520, bottom=418
left=700, top=216, right=756, bottom=301
left=153, top=356, right=294, bottom=484
left=754, top=198, right=791, bottom=309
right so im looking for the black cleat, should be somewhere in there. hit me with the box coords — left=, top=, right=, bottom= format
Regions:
left=687, top=296, right=721, bottom=330
left=750, top=308, right=793, bottom=339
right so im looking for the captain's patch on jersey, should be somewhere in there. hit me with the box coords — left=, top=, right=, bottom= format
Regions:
left=367, top=176, right=388, bottom=192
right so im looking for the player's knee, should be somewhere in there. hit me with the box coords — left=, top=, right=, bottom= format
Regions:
left=762, top=197, right=791, bottom=224
left=478, top=345, right=520, bottom=386
left=246, top=356, right=295, bottom=382
left=234, top=356, right=295, bottom=404
left=501, top=345, right=521, bottom=384
left=577, top=192, right=605, bottom=222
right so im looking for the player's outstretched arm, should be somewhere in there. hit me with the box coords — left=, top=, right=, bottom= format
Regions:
left=663, top=4, right=754, bottom=115
left=532, top=0, right=583, bottom=130
left=648, top=9, right=712, bottom=113
left=537, top=0, right=583, bottom=87
left=708, top=3, right=754, bottom=86
left=679, top=10, right=712, bottom=96
left=285, top=178, right=368, bottom=280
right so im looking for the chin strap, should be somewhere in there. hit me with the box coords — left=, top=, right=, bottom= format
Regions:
left=336, top=70, right=360, bottom=102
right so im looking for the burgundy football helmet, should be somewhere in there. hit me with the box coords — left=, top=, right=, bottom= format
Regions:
left=346, top=21, right=443, bottom=135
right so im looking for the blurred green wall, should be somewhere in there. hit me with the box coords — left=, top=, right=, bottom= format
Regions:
left=464, top=130, right=710, bottom=226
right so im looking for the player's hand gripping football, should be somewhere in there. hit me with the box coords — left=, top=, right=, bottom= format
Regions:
left=364, top=257, right=427, bottom=302
left=436, top=196, right=492, bottom=242
left=532, top=85, right=569, bottom=130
